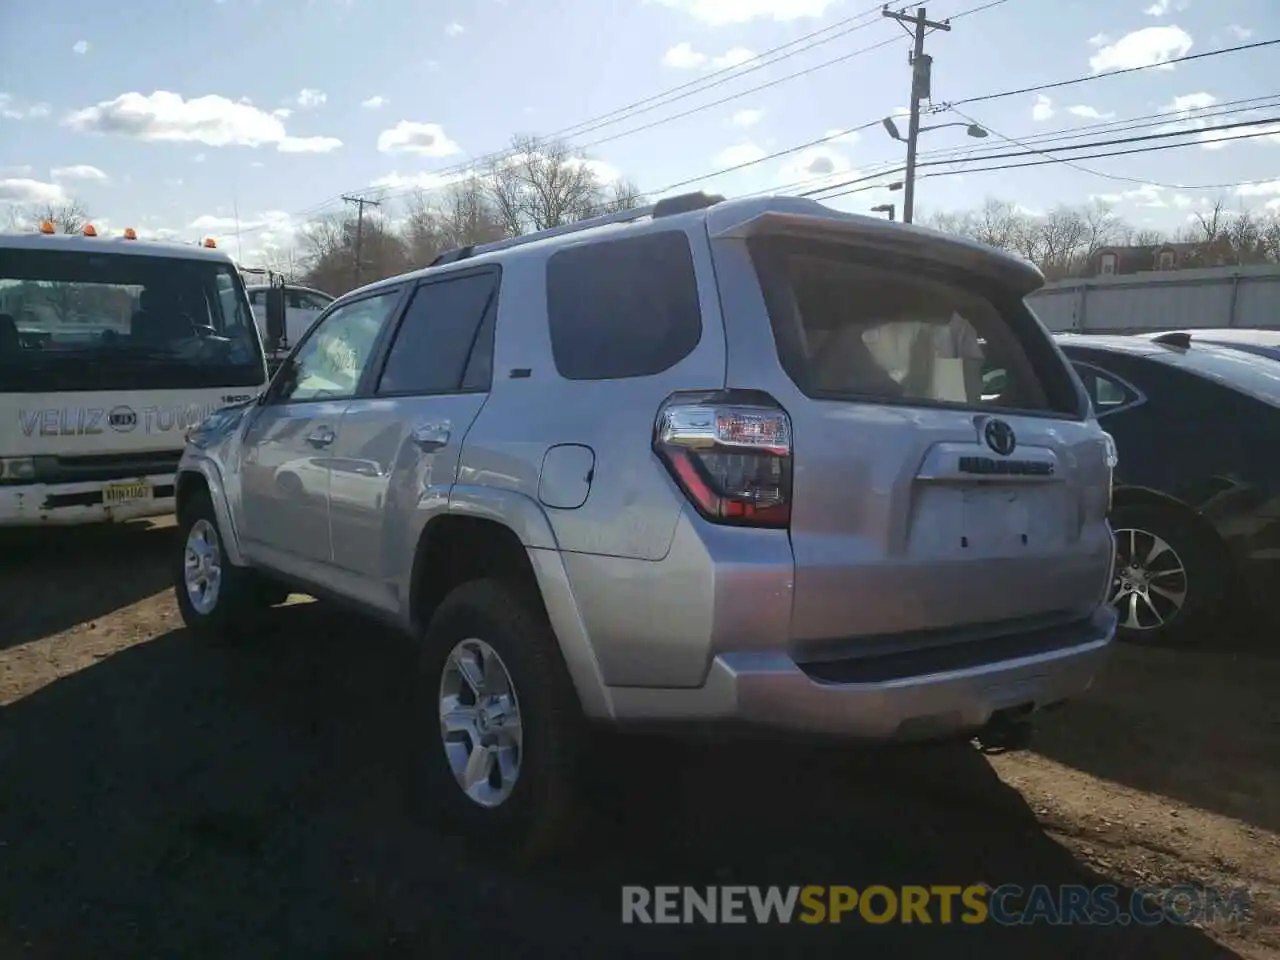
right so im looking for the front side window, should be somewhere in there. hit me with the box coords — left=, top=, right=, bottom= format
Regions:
left=749, top=236, right=1079, bottom=416
left=0, top=248, right=266, bottom=391
left=275, top=290, right=400, bottom=402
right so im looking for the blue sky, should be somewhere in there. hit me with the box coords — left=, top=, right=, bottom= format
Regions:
left=0, top=0, right=1276, bottom=264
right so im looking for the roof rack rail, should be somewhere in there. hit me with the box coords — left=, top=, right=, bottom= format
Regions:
left=1151, top=330, right=1192, bottom=349
left=427, top=190, right=723, bottom=267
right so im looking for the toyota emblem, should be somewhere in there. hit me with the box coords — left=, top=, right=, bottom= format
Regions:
left=983, top=418, right=1016, bottom=456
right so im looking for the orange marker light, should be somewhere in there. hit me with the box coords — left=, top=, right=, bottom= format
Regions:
left=83, top=224, right=98, bottom=237
left=38, top=221, right=55, bottom=234
left=123, top=227, right=138, bottom=240
left=203, top=238, right=216, bottom=248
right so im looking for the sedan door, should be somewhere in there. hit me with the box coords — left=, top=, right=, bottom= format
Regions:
left=237, top=287, right=404, bottom=581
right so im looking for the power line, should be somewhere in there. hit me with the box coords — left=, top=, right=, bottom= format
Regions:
left=657, top=94, right=1280, bottom=200
left=946, top=38, right=1280, bottom=108
left=814, top=126, right=1280, bottom=201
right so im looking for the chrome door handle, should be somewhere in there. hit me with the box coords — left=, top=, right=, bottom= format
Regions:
left=410, top=420, right=451, bottom=451
left=306, top=426, right=335, bottom=448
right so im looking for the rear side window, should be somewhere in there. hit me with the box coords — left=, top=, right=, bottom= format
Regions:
left=546, top=231, right=702, bottom=380
left=748, top=236, right=1079, bottom=416
left=376, top=271, right=498, bottom=396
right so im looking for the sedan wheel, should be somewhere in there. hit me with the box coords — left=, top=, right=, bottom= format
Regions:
left=1110, top=526, right=1189, bottom=634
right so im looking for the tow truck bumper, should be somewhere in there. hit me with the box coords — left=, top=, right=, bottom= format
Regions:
left=0, top=474, right=177, bottom=527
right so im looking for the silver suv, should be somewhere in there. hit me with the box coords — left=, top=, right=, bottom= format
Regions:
left=174, top=192, right=1118, bottom=857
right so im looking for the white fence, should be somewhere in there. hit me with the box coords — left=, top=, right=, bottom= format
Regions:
left=1025, top=264, right=1280, bottom=333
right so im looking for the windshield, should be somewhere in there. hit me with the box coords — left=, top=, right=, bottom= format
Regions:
left=0, top=248, right=268, bottom=393
left=1166, top=345, right=1280, bottom=407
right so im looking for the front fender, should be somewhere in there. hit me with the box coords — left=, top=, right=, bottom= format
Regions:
left=178, top=452, right=249, bottom=567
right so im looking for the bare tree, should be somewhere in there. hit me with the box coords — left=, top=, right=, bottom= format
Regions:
left=597, top=178, right=647, bottom=215
left=5, top=199, right=90, bottom=233
left=486, top=134, right=609, bottom=234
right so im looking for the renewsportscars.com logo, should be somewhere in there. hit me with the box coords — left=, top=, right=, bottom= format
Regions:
left=621, top=884, right=1250, bottom=926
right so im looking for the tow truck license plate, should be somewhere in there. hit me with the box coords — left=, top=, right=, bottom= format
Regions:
left=103, top=481, right=151, bottom=504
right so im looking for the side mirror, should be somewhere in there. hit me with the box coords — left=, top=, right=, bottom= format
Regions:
left=265, top=286, right=286, bottom=348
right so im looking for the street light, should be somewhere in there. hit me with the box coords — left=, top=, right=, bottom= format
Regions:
left=882, top=117, right=988, bottom=142
left=881, top=116, right=988, bottom=223
left=871, top=203, right=895, bottom=221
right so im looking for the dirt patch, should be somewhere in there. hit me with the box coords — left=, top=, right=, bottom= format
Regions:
left=0, top=522, right=1275, bottom=958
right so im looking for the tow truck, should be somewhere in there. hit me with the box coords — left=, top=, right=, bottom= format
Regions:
left=0, top=222, right=287, bottom=526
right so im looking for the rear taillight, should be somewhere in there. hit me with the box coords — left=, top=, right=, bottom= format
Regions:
left=654, top=392, right=792, bottom=527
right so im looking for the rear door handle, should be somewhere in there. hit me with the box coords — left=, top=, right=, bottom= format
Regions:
left=306, top=426, right=336, bottom=448
left=410, top=420, right=451, bottom=451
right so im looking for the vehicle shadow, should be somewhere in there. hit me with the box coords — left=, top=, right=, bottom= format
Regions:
left=1030, top=641, right=1280, bottom=834
left=0, top=604, right=1240, bottom=959
left=0, top=520, right=176, bottom=652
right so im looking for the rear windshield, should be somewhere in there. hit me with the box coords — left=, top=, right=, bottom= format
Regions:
left=0, top=248, right=267, bottom=393
left=1165, top=345, right=1280, bottom=407
left=747, top=236, right=1082, bottom=417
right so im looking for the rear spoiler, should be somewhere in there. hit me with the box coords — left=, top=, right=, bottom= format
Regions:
left=707, top=203, right=1045, bottom=298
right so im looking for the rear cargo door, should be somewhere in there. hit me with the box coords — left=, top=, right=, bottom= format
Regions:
left=717, top=228, right=1114, bottom=649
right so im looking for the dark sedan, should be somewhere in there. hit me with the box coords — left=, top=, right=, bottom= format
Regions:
left=1054, top=333, right=1280, bottom=644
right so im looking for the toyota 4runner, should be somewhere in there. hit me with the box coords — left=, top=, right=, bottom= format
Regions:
left=173, top=192, right=1118, bottom=858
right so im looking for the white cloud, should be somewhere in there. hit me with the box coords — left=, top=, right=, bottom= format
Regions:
left=51, top=164, right=108, bottom=181
left=0, top=178, right=67, bottom=204
left=1092, top=183, right=1166, bottom=207
left=1032, top=94, right=1054, bottom=121
left=296, top=88, right=327, bottom=109
left=663, top=43, right=754, bottom=70
left=0, top=93, right=51, bottom=120
left=714, top=143, right=768, bottom=167
left=1171, top=193, right=1193, bottom=208
left=566, top=157, right=623, bottom=183
left=710, top=47, right=755, bottom=69
left=361, top=95, right=388, bottom=109
left=376, top=120, right=461, bottom=157
left=1088, top=33, right=1111, bottom=47
left=1227, top=24, right=1253, bottom=40
left=445, top=21, right=465, bottom=36
left=72, top=40, right=89, bottom=55
left=648, top=0, right=837, bottom=25
left=193, top=153, right=207, bottom=163
left=1166, top=91, right=1216, bottom=112
left=662, top=42, right=706, bottom=68
left=1089, top=26, right=1192, bottom=73
left=1143, top=0, right=1170, bottom=15
left=1066, top=104, right=1116, bottom=119
left=779, top=145, right=854, bottom=192
left=1237, top=180, right=1280, bottom=197
left=732, top=108, right=764, bottom=127
left=272, top=107, right=292, bottom=119
left=370, top=170, right=471, bottom=192
left=63, top=90, right=343, bottom=153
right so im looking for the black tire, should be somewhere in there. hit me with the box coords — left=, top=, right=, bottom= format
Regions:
left=1109, top=503, right=1223, bottom=645
left=409, top=578, right=586, bottom=863
left=173, top=487, right=278, bottom=643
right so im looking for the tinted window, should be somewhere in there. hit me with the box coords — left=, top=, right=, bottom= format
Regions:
left=1166, top=346, right=1280, bottom=407
left=749, top=237, right=1076, bottom=415
left=376, top=272, right=497, bottom=396
left=1070, top=362, right=1136, bottom=414
left=276, top=290, right=400, bottom=402
left=249, top=289, right=265, bottom=306
left=546, top=231, right=702, bottom=380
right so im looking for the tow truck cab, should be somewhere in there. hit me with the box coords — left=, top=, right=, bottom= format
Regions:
left=0, top=223, right=273, bottom=526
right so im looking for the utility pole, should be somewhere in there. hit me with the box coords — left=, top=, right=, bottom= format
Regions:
left=881, top=5, right=950, bottom=223
left=342, top=194, right=382, bottom=288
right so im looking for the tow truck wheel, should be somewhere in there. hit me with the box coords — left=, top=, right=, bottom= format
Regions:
left=174, top=488, right=274, bottom=644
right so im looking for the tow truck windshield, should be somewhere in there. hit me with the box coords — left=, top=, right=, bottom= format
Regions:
left=0, top=247, right=266, bottom=393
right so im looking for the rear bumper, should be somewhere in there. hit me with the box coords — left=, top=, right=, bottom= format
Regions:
left=0, top=474, right=176, bottom=527
left=607, top=605, right=1116, bottom=740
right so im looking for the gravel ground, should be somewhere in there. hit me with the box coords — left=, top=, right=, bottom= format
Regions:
left=1, top=518, right=1276, bottom=959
